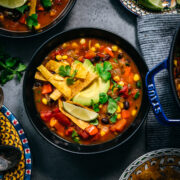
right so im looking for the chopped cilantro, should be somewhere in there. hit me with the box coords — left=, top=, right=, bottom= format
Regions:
left=136, top=80, right=142, bottom=89
left=16, top=4, right=29, bottom=13
left=107, top=98, right=118, bottom=114
left=41, top=0, right=52, bottom=8
left=110, top=114, right=117, bottom=123
left=90, top=119, right=99, bottom=125
left=59, top=65, right=71, bottom=77
left=26, top=14, right=38, bottom=29
left=99, top=92, right=108, bottom=104
left=91, top=99, right=99, bottom=112
left=72, top=130, right=80, bottom=143
left=134, top=92, right=140, bottom=100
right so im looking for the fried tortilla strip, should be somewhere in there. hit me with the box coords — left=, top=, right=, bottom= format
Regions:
left=50, top=89, right=62, bottom=101
left=29, top=0, right=37, bottom=16
left=37, top=65, right=71, bottom=98
left=35, top=72, right=47, bottom=81
left=69, top=72, right=98, bottom=99
left=71, top=62, right=88, bottom=79
left=58, top=100, right=89, bottom=130
left=46, top=60, right=69, bottom=73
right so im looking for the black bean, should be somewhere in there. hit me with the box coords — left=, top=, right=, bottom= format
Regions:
left=124, top=101, right=129, bottom=110
left=118, top=53, right=123, bottom=59
left=94, top=55, right=100, bottom=62
left=102, top=55, right=110, bottom=62
left=90, top=58, right=95, bottom=63
left=101, top=118, right=109, bottom=124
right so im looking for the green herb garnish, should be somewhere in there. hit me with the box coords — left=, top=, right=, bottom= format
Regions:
left=136, top=80, right=142, bottom=89
left=113, top=58, right=118, bottom=63
left=0, top=49, right=26, bottom=85
left=72, top=130, right=80, bottom=143
left=16, top=4, right=29, bottom=13
left=91, top=99, right=99, bottom=112
left=90, top=119, right=99, bottom=125
left=99, top=92, right=108, bottom=104
left=41, top=0, right=52, bottom=8
left=59, top=65, right=71, bottom=77
left=134, top=92, right=140, bottom=100
left=107, top=98, right=117, bottom=114
left=95, top=62, right=112, bottom=82
left=26, top=14, right=38, bottom=29
left=66, top=70, right=77, bottom=85
left=110, top=114, right=117, bottom=123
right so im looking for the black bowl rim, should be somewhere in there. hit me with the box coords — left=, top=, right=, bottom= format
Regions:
left=0, top=0, right=76, bottom=38
left=23, top=27, right=150, bottom=154
left=169, top=25, right=180, bottom=110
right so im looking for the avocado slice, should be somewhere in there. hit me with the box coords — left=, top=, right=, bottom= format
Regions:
left=72, top=59, right=110, bottom=106
left=138, top=0, right=164, bottom=11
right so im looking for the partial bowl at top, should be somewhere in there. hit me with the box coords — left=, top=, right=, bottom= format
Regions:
left=0, top=0, right=76, bottom=38
left=23, top=28, right=149, bottom=154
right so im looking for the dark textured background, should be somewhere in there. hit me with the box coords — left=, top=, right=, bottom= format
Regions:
left=0, top=0, right=147, bottom=179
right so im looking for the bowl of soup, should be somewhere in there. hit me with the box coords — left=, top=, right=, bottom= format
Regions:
left=23, top=28, right=149, bottom=153
left=0, top=0, right=76, bottom=37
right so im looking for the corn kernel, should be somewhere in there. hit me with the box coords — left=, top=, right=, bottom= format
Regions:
left=116, top=106, right=121, bottom=113
left=113, top=76, right=120, bottom=82
left=35, top=23, right=41, bottom=30
left=118, top=49, right=123, bottom=53
left=131, top=109, right=137, bottom=116
left=62, top=55, right=68, bottom=60
left=62, top=43, right=67, bottom=48
left=95, top=43, right=100, bottom=48
left=120, top=102, right=124, bottom=109
left=72, top=42, right=78, bottom=48
left=174, top=60, right=178, bottom=67
left=80, top=38, right=86, bottom=44
left=119, top=81, right=124, bottom=86
left=50, top=117, right=57, bottom=127
left=112, top=45, right=118, bottom=52
left=50, top=9, right=56, bottom=16
left=178, top=84, right=180, bottom=90
left=100, top=130, right=106, bottom=136
left=42, top=98, right=48, bottom=105
left=117, top=114, right=121, bottom=119
left=91, top=47, right=96, bottom=52
left=56, top=55, right=62, bottom=61
left=99, top=104, right=103, bottom=108
left=134, top=74, right=140, bottom=82
left=0, top=14, right=4, bottom=21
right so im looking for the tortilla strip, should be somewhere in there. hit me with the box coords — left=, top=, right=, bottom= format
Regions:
left=46, top=60, right=69, bottom=73
left=37, top=65, right=71, bottom=98
left=58, top=100, right=89, bottom=130
left=35, top=72, right=47, bottom=81
left=29, top=0, right=37, bottom=16
left=50, top=89, right=62, bottom=101
left=71, top=62, right=88, bottom=79
left=69, top=72, right=98, bottom=99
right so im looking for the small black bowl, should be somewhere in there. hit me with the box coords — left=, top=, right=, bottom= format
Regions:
left=23, top=28, right=149, bottom=154
left=0, top=0, right=76, bottom=38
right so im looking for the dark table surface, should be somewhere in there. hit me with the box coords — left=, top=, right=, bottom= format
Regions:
left=1, top=0, right=147, bottom=179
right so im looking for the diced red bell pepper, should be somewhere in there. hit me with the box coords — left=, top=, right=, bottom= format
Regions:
left=41, top=84, right=53, bottom=94
left=78, top=129, right=89, bottom=139
left=121, top=110, right=130, bottom=119
left=85, top=125, right=98, bottom=136
left=104, top=47, right=114, bottom=57
left=54, top=112, right=71, bottom=127
left=40, top=110, right=52, bottom=121
left=19, top=14, right=26, bottom=24
left=84, top=50, right=96, bottom=59
left=119, top=85, right=129, bottom=98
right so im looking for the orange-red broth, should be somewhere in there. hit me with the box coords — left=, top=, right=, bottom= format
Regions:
left=33, top=38, right=142, bottom=145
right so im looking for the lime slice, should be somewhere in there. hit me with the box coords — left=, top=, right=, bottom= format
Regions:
left=63, top=102, right=98, bottom=121
left=0, top=0, right=27, bottom=9
left=138, top=0, right=164, bottom=11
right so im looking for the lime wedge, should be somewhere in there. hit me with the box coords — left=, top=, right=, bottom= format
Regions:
left=63, top=102, right=98, bottom=121
left=138, top=0, right=164, bottom=11
left=0, top=0, right=27, bottom=9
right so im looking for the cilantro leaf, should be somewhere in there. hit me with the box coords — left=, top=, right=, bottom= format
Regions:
left=16, top=4, right=29, bottom=13
left=103, top=61, right=112, bottom=71
left=72, top=130, right=80, bottom=143
left=134, top=92, right=140, bottom=100
left=16, top=63, right=26, bottom=72
left=26, top=14, right=38, bottom=29
left=91, top=99, right=99, bottom=112
left=59, top=65, right=71, bottom=77
left=108, top=98, right=117, bottom=114
left=110, top=114, right=117, bottom=123
left=66, top=77, right=75, bottom=85
left=41, top=0, right=52, bottom=8
left=136, top=80, right=141, bottom=89
left=5, top=57, right=17, bottom=68
left=99, top=92, right=108, bottom=104
left=90, top=119, right=99, bottom=125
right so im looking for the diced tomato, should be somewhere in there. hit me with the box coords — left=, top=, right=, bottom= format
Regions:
left=65, top=127, right=74, bottom=136
left=91, top=132, right=100, bottom=141
left=19, top=14, right=26, bottom=24
left=99, top=45, right=105, bottom=52
left=37, top=5, right=44, bottom=11
left=104, top=47, right=114, bottom=57
left=40, top=110, right=52, bottom=121
left=41, top=84, right=53, bottom=94
left=78, top=129, right=89, bottom=139
left=85, top=125, right=98, bottom=136
left=78, top=56, right=84, bottom=62
left=52, top=107, right=60, bottom=114
left=121, top=110, right=130, bottom=119
left=110, top=119, right=127, bottom=132
left=96, top=52, right=105, bottom=58
left=124, top=67, right=131, bottom=77
left=84, top=50, right=96, bottom=59
left=119, top=85, right=129, bottom=98
left=54, top=112, right=71, bottom=127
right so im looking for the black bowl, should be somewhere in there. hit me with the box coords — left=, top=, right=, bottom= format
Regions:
left=0, top=0, right=76, bottom=38
left=23, top=28, right=149, bottom=154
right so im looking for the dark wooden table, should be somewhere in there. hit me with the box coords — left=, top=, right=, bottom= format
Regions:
left=1, top=0, right=147, bottom=179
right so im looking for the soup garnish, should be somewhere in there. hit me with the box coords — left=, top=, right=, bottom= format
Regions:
left=33, top=38, right=143, bottom=145
left=0, top=0, right=69, bottom=32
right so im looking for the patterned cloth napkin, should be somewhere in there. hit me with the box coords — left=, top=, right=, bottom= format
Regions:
left=137, top=14, right=180, bottom=151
